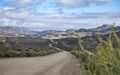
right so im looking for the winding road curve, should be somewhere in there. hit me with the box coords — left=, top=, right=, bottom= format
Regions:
left=0, top=51, right=81, bottom=75
left=49, top=39, right=63, bottom=51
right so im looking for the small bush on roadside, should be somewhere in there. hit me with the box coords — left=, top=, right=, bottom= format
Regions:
left=0, top=49, right=59, bottom=57
left=7, top=50, right=21, bottom=57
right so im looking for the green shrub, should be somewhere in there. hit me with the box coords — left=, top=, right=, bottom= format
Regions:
left=71, top=25, right=120, bottom=75
left=48, top=50, right=58, bottom=54
left=7, top=50, right=21, bottom=57
left=80, top=26, right=120, bottom=75
left=82, top=33, right=120, bottom=75
left=20, top=50, right=28, bottom=57
left=71, top=50, right=85, bottom=58
left=0, top=50, right=7, bottom=57
left=28, top=50, right=38, bottom=56
left=0, top=49, right=59, bottom=57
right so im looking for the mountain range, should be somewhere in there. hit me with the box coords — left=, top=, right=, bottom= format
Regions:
left=0, top=24, right=120, bottom=37
left=76, top=24, right=120, bottom=33
left=0, top=26, right=36, bottom=37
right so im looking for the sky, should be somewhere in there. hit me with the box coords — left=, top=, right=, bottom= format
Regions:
left=0, top=0, right=120, bottom=31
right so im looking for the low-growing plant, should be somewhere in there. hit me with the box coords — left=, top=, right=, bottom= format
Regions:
left=80, top=25, right=120, bottom=75
left=7, top=50, right=21, bottom=57
left=0, top=49, right=59, bottom=57
left=82, top=32, right=120, bottom=75
left=71, top=50, right=87, bottom=59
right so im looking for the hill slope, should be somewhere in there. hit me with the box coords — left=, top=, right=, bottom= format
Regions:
left=0, top=26, right=36, bottom=37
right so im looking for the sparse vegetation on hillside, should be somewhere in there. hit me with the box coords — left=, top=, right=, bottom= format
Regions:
left=0, top=37, right=61, bottom=57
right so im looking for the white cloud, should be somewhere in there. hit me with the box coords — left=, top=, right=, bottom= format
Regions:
left=3, top=7, right=14, bottom=11
left=3, top=10, right=120, bottom=30
left=59, top=0, right=88, bottom=7
left=5, top=0, right=44, bottom=8
left=0, top=0, right=119, bottom=31
left=59, top=0, right=109, bottom=7
left=4, top=10, right=30, bottom=19
left=6, top=0, right=33, bottom=8
left=0, top=18, right=19, bottom=26
left=0, top=0, right=120, bottom=31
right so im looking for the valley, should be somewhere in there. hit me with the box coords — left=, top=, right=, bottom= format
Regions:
left=0, top=24, right=120, bottom=75
left=0, top=0, right=119, bottom=74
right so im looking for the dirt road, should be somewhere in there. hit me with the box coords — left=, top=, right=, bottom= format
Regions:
left=0, top=51, right=81, bottom=75
left=49, top=39, right=63, bottom=51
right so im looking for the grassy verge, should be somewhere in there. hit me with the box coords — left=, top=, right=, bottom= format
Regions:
left=0, top=49, right=60, bottom=57
left=71, top=28, right=120, bottom=75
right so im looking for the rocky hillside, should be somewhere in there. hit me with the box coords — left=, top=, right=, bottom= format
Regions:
left=41, top=24, right=120, bottom=39
left=76, top=24, right=120, bottom=34
left=0, top=26, right=36, bottom=37
left=0, top=24, right=120, bottom=37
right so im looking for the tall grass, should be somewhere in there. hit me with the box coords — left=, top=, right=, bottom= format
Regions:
left=72, top=25, right=120, bottom=75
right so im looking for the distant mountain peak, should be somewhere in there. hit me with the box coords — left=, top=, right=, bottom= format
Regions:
left=97, top=24, right=110, bottom=28
left=0, top=26, right=36, bottom=37
left=96, top=24, right=111, bottom=31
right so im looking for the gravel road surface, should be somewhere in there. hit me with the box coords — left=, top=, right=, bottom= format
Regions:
left=0, top=51, right=81, bottom=75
